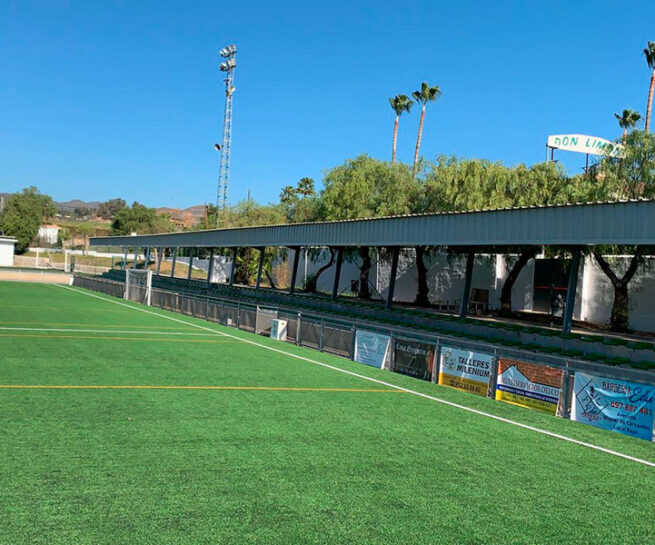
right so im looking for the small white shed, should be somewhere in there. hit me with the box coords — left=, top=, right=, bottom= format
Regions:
left=0, top=236, right=17, bottom=266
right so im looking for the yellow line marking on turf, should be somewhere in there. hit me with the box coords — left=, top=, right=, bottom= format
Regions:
left=0, top=327, right=228, bottom=337
left=0, top=385, right=403, bottom=393
left=0, top=321, right=192, bottom=331
left=0, top=333, right=236, bottom=344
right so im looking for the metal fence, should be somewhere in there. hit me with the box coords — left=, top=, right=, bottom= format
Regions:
left=73, top=275, right=124, bottom=299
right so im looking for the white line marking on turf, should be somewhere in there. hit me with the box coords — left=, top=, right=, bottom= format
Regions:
left=0, top=326, right=224, bottom=337
left=56, top=284, right=655, bottom=469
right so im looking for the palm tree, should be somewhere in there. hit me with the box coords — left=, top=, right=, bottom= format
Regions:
left=645, top=41, right=655, bottom=133
left=388, top=95, right=413, bottom=163
left=411, top=82, right=441, bottom=176
left=614, top=109, right=641, bottom=141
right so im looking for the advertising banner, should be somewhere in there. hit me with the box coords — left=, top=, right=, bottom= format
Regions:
left=354, top=330, right=390, bottom=369
left=571, top=372, right=655, bottom=440
left=547, top=134, right=624, bottom=158
left=495, top=359, right=563, bottom=415
left=438, top=346, right=492, bottom=396
left=393, top=340, right=435, bottom=381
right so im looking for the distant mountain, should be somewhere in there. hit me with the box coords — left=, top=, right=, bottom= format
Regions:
left=56, top=199, right=102, bottom=212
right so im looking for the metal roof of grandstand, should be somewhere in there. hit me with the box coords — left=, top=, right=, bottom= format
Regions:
left=91, top=199, right=655, bottom=248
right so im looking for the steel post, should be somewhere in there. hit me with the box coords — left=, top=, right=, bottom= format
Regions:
left=459, top=251, right=475, bottom=318
left=256, top=247, right=265, bottom=289
left=170, top=248, right=177, bottom=278
left=562, top=248, right=582, bottom=334
left=386, top=247, right=400, bottom=309
left=289, top=247, right=300, bottom=294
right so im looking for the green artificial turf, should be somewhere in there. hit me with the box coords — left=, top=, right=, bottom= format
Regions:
left=1, top=281, right=654, bottom=545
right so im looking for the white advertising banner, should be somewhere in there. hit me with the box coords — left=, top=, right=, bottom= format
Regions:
left=547, top=134, right=624, bottom=158
left=354, top=330, right=391, bottom=369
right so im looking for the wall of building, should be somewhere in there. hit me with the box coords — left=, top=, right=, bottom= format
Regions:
left=0, top=238, right=16, bottom=267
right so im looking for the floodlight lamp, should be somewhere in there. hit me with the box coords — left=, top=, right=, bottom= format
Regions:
left=214, top=144, right=221, bottom=151
left=219, top=44, right=237, bottom=58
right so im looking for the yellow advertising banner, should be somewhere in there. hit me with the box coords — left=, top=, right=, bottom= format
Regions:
left=495, top=359, right=563, bottom=415
left=438, top=346, right=492, bottom=397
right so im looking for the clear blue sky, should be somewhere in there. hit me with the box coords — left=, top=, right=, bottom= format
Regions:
left=2, top=1, right=653, bottom=208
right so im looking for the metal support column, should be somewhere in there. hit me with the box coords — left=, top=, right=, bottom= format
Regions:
left=156, top=248, right=164, bottom=275
left=207, top=249, right=215, bottom=284
left=386, top=247, right=400, bottom=309
left=132, top=247, right=139, bottom=269
left=459, top=251, right=475, bottom=318
left=255, top=247, right=265, bottom=290
left=170, top=248, right=177, bottom=278
left=562, top=248, right=582, bottom=334
left=187, top=249, right=194, bottom=280
left=289, top=247, right=300, bottom=294
left=332, top=247, right=344, bottom=300
left=229, top=248, right=238, bottom=285
left=122, top=247, right=128, bottom=271
left=144, top=247, right=151, bottom=270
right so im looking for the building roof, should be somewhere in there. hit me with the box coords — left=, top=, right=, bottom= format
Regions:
left=90, top=199, right=655, bottom=249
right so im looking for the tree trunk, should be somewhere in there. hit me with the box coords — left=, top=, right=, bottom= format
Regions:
left=414, top=245, right=430, bottom=306
left=305, top=248, right=335, bottom=293
left=412, top=105, right=426, bottom=177
left=391, top=115, right=399, bottom=163
left=593, top=250, right=643, bottom=332
left=499, top=249, right=538, bottom=316
left=358, top=246, right=371, bottom=299
left=646, top=70, right=655, bottom=133
left=611, top=284, right=630, bottom=332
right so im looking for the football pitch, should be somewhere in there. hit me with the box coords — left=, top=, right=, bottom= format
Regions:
left=1, top=281, right=654, bottom=545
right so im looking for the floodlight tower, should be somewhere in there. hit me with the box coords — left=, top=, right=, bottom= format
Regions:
left=216, top=44, right=237, bottom=225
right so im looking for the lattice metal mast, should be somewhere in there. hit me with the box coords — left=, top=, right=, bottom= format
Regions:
left=216, top=44, right=237, bottom=225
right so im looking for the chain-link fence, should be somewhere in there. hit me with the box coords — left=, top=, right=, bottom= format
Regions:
left=73, top=275, right=124, bottom=298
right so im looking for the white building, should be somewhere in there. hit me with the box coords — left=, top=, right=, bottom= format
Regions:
left=0, top=236, right=17, bottom=266
left=38, top=224, right=61, bottom=245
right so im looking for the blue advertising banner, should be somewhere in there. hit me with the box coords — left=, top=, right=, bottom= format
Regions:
left=354, top=330, right=390, bottom=369
left=571, top=372, right=655, bottom=440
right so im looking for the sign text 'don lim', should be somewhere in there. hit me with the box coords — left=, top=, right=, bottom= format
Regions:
left=547, top=134, right=624, bottom=158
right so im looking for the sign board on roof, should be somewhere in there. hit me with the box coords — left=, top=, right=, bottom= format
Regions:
left=547, top=134, right=624, bottom=158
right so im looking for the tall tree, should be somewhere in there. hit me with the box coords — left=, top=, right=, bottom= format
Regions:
left=97, top=198, right=127, bottom=219
left=111, top=202, right=175, bottom=235
left=411, top=82, right=441, bottom=177
left=321, top=156, right=414, bottom=298
left=280, top=178, right=318, bottom=224
left=644, top=41, right=655, bottom=133
left=614, top=109, right=641, bottom=140
left=0, top=186, right=56, bottom=253
left=388, top=94, right=413, bottom=163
